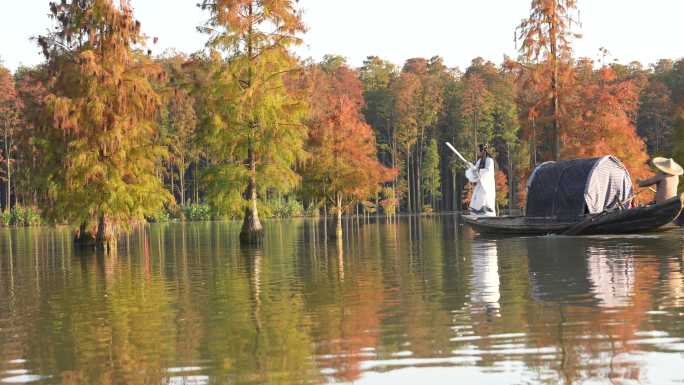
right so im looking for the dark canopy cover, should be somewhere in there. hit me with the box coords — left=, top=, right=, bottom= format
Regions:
left=526, top=156, right=634, bottom=219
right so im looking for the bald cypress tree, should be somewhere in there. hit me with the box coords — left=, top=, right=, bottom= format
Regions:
left=516, top=0, right=580, bottom=161
left=31, top=0, right=170, bottom=249
left=0, top=66, right=20, bottom=211
left=198, top=0, right=308, bottom=244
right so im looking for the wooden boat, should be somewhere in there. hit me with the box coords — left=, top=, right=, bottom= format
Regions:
left=463, top=194, right=684, bottom=236
left=464, top=156, right=684, bottom=236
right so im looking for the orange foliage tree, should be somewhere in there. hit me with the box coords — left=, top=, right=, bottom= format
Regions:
left=13, top=67, right=49, bottom=209
left=516, top=0, right=580, bottom=161
left=0, top=66, right=20, bottom=211
left=302, top=60, right=397, bottom=232
left=562, top=63, right=651, bottom=201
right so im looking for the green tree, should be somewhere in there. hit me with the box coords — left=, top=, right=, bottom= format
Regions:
left=157, top=54, right=198, bottom=207
left=403, top=57, right=445, bottom=213
left=434, top=69, right=465, bottom=211
left=490, top=65, right=521, bottom=209
left=421, top=139, right=441, bottom=211
left=391, top=71, right=420, bottom=212
left=638, top=79, right=673, bottom=155
left=460, top=73, right=494, bottom=154
left=390, top=57, right=446, bottom=213
left=198, top=0, right=308, bottom=244
left=359, top=56, right=397, bottom=169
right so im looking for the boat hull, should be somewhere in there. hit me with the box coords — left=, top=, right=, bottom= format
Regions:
left=463, top=194, right=684, bottom=236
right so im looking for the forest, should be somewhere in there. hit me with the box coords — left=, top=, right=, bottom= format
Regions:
left=1, top=0, right=684, bottom=245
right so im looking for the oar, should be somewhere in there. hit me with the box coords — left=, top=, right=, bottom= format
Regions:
left=562, top=187, right=653, bottom=235
left=445, top=142, right=475, bottom=169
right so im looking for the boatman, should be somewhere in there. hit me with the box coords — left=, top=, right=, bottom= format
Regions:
left=466, top=144, right=497, bottom=216
left=637, top=157, right=683, bottom=204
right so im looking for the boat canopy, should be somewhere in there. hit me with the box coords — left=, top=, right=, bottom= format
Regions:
left=526, top=156, right=634, bottom=219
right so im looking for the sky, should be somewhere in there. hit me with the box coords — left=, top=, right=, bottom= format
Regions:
left=1, top=0, right=683, bottom=72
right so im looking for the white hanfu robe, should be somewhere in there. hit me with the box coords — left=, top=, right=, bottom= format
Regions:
left=466, top=157, right=496, bottom=216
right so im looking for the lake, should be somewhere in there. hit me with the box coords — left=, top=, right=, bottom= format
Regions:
left=1, top=215, right=683, bottom=384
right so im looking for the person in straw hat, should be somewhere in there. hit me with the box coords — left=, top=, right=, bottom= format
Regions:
left=637, top=157, right=683, bottom=204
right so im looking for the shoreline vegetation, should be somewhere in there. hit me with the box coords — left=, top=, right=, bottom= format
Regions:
left=2, top=202, right=468, bottom=228
left=1, top=0, right=683, bottom=246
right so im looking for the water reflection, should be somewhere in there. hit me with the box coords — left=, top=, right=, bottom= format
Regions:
left=587, top=246, right=634, bottom=308
left=469, top=240, right=501, bottom=317
left=0, top=218, right=683, bottom=384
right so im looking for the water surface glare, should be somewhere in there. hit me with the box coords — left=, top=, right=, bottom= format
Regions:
left=1, top=216, right=683, bottom=384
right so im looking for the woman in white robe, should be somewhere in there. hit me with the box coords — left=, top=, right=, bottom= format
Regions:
left=466, top=144, right=496, bottom=216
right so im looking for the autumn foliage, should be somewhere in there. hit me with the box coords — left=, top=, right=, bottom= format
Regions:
left=198, top=0, right=308, bottom=244
left=0, top=66, right=21, bottom=211
left=302, top=60, right=397, bottom=225
left=27, top=0, right=171, bottom=247
left=564, top=64, right=651, bottom=195
left=3, top=0, right=684, bottom=235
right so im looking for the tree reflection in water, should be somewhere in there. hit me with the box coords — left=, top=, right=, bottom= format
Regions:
left=1, top=219, right=684, bottom=384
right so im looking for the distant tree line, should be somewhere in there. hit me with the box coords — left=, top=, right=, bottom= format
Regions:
left=0, top=0, right=683, bottom=246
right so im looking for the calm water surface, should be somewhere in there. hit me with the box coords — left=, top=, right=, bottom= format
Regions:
left=1, top=216, right=683, bottom=384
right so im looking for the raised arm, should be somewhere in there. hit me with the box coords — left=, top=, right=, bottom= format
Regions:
left=638, top=173, right=665, bottom=187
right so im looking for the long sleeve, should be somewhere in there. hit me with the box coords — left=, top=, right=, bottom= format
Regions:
left=479, top=158, right=495, bottom=178
left=466, top=160, right=481, bottom=182
left=469, top=157, right=497, bottom=216
left=638, top=173, right=665, bottom=187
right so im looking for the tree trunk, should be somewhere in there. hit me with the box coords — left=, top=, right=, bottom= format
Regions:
left=415, top=148, right=422, bottom=213
left=550, top=5, right=561, bottom=161
left=73, top=222, right=96, bottom=248
left=552, top=72, right=560, bottom=160
left=413, top=150, right=420, bottom=213
left=74, top=215, right=116, bottom=251
left=416, top=127, right=425, bottom=213
left=335, top=194, right=343, bottom=238
left=531, top=117, right=537, bottom=166
left=194, top=161, right=199, bottom=204
left=95, top=214, right=117, bottom=251
left=239, top=4, right=262, bottom=245
left=406, top=152, right=412, bottom=213
left=179, top=161, right=186, bottom=206
left=323, top=203, right=328, bottom=240
left=170, top=162, right=175, bottom=203
left=391, top=130, right=398, bottom=212
left=240, top=145, right=264, bottom=245
left=4, top=128, right=9, bottom=211
left=508, top=142, right=513, bottom=214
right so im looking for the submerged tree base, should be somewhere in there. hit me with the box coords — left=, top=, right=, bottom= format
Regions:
left=240, top=227, right=264, bottom=245
left=73, top=220, right=117, bottom=251
left=73, top=227, right=97, bottom=248
left=240, top=207, right=264, bottom=245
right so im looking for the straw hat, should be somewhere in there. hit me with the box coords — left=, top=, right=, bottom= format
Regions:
left=653, top=157, right=684, bottom=176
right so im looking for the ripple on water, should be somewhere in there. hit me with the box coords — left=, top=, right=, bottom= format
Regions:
left=166, top=375, right=209, bottom=385
left=3, top=219, right=684, bottom=385
left=1, top=371, right=27, bottom=376
left=165, top=366, right=205, bottom=374
left=0, top=374, right=49, bottom=384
